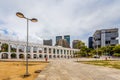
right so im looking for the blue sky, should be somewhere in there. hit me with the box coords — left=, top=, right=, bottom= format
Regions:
left=0, top=0, right=120, bottom=46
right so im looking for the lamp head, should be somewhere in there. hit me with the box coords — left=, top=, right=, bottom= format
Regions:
left=31, top=18, right=38, bottom=22
left=16, top=12, right=25, bottom=18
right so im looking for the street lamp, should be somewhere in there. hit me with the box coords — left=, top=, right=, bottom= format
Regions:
left=96, top=41, right=98, bottom=56
left=16, top=12, right=38, bottom=76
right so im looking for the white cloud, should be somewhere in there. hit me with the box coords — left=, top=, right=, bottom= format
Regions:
left=0, top=0, right=120, bottom=46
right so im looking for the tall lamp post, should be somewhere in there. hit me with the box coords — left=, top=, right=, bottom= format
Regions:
left=16, top=12, right=38, bottom=76
left=96, top=40, right=98, bottom=56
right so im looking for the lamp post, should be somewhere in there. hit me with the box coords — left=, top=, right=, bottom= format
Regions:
left=16, top=12, right=38, bottom=76
left=96, top=41, right=98, bottom=56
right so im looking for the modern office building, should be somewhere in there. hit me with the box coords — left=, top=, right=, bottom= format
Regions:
left=88, top=37, right=93, bottom=49
left=55, top=35, right=70, bottom=48
left=55, top=39, right=70, bottom=48
left=43, top=39, right=52, bottom=46
left=72, top=40, right=85, bottom=49
left=56, top=36, right=62, bottom=43
left=72, top=40, right=80, bottom=49
left=93, top=28, right=119, bottom=48
left=64, top=35, right=70, bottom=46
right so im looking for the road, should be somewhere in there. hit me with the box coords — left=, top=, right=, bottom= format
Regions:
left=36, top=59, right=120, bottom=80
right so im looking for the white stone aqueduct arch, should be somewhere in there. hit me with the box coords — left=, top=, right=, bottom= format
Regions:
left=0, top=39, right=79, bottom=59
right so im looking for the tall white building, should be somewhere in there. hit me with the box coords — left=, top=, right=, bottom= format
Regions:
left=93, top=28, right=119, bottom=48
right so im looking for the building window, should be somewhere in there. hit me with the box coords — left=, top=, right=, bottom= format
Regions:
left=67, top=50, right=69, bottom=54
left=64, top=50, right=66, bottom=54
left=44, top=48, right=47, bottom=53
left=49, top=48, right=51, bottom=53
left=39, top=48, right=42, bottom=53
left=61, top=50, right=62, bottom=54
left=27, top=46, right=31, bottom=53
left=105, top=41, right=110, bottom=44
left=33, top=46, right=37, bottom=53
left=10, top=44, right=17, bottom=52
left=57, top=49, right=59, bottom=54
left=111, top=37, right=115, bottom=40
left=19, top=45, right=24, bottom=52
left=53, top=49, right=55, bottom=54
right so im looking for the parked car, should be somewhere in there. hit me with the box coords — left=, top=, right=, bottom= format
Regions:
left=93, top=55, right=100, bottom=58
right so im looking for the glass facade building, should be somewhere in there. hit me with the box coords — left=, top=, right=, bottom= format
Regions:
left=93, top=28, right=119, bottom=48
left=56, top=36, right=62, bottom=43
left=88, top=37, right=93, bottom=49
left=64, top=35, right=70, bottom=46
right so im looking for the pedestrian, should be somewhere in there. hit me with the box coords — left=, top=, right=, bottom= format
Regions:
left=105, top=57, right=107, bottom=60
left=45, top=57, right=48, bottom=62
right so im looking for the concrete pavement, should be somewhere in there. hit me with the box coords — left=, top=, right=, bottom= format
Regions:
left=36, top=59, right=120, bottom=80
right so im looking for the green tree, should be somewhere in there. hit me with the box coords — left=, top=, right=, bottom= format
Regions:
left=88, top=49, right=98, bottom=57
left=1, top=43, right=8, bottom=52
left=74, top=40, right=88, bottom=57
left=100, top=46, right=106, bottom=54
left=75, top=41, right=85, bottom=49
left=113, top=45, right=120, bottom=53
left=11, top=46, right=16, bottom=52
left=99, top=46, right=114, bottom=56
left=76, top=46, right=88, bottom=57
left=113, top=53, right=120, bottom=57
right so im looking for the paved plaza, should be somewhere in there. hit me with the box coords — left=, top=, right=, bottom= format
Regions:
left=36, top=59, right=120, bottom=80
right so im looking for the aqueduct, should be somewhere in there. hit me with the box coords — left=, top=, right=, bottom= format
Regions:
left=0, top=39, right=79, bottom=59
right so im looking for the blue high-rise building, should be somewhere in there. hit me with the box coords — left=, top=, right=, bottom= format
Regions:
left=64, top=35, right=70, bottom=46
left=55, top=35, right=70, bottom=48
left=56, top=36, right=62, bottom=43
left=88, top=37, right=93, bottom=49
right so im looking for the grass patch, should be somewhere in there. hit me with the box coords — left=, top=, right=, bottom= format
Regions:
left=78, top=60, right=120, bottom=69
left=0, top=61, right=49, bottom=80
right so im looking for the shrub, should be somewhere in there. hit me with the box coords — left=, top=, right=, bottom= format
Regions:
left=113, top=53, right=120, bottom=57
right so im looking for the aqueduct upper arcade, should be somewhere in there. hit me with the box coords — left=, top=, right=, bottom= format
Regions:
left=0, top=39, right=79, bottom=59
